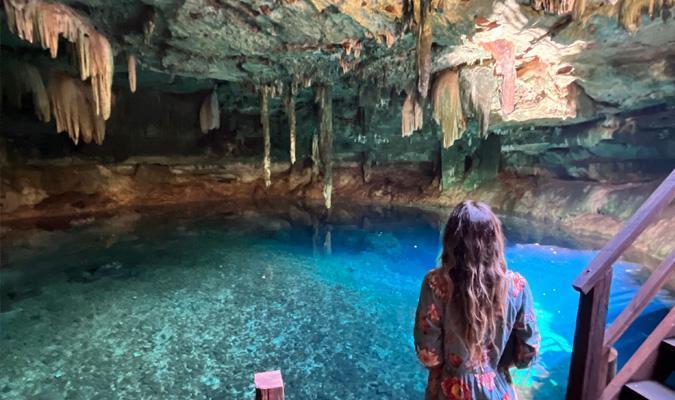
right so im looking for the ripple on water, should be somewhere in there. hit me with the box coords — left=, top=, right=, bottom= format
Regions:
left=0, top=206, right=672, bottom=399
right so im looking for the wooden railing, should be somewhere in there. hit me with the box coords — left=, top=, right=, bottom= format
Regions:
left=565, top=169, right=675, bottom=400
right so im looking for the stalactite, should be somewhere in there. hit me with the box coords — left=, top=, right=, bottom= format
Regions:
left=416, top=0, right=432, bottom=98
left=143, top=8, right=156, bottom=45
left=573, top=0, right=586, bottom=19
left=311, top=133, right=320, bottom=178
left=3, top=0, right=114, bottom=119
left=316, top=85, right=333, bottom=210
left=339, top=54, right=350, bottom=74
left=260, top=86, right=272, bottom=188
left=460, top=66, right=496, bottom=139
left=431, top=70, right=465, bottom=148
left=404, top=0, right=433, bottom=98
left=128, top=54, right=137, bottom=93
left=481, top=40, right=516, bottom=116
left=283, top=83, right=297, bottom=165
left=401, top=90, right=423, bottom=137
left=384, top=31, right=396, bottom=48
left=0, top=59, right=50, bottom=122
left=47, top=72, right=105, bottom=145
left=619, top=0, right=671, bottom=31
left=199, top=89, right=220, bottom=134
left=403, top=0, right=422, bottom=28
left=532, top=0, right=575, bottom=14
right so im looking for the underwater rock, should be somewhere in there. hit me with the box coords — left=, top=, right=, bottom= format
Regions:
left=363, top=232, right=403, bottom=257
left=67, top=261, right=134, bottom=283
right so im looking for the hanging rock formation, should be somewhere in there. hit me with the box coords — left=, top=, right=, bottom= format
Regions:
left=532, top=0, right=576, bottom=14
left=402, top=88, right=424, bottom=137
left=128, top=55, right=137, bottom=94
left=1, top=0, right=672, bottom=147
left=47, top=72, right=105, bottom=145
left=460, top=66, right=496, bottom=139
left=481, top=40, right=516, bottom=117
left=3, top=0, right=114, bottom=120
left=283, top=83, right=297, bottom=165
left=416, top=1, right=433, bottom=98
left=0, top=58, right=50, bottom=123
left=431, top=70, right=465, bottom=148
left=199, top=89, right=220, bottom=134
left=260, top=86, right=271, bottom=188
left=316, top=85, right=333, bottom=210
left=619, top=0, right=673, bottom=31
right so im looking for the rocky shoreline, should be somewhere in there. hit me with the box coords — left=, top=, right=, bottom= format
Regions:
left=2, top=160, right=673, bottom=266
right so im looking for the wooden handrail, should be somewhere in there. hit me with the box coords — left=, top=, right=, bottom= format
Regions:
left=599, top=306, right=675, bottom=400
left=604, top=250, right=675, bottom=348
left=573, top=169, right=675, bottom=294
left=566, top=169, right=675, bottom=400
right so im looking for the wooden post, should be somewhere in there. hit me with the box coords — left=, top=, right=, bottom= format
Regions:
left=566, top=268, right=612, bottom=400
left=260, top=86, right=271, bottom=188
left=255, top=370, right=284, bottom=400
left=606, top=347, right=618, bottom=384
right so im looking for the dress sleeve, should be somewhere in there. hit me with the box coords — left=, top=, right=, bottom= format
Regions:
left=414, top=271, right=445, bottom=369
left=512, top=278, right=540, bottom=369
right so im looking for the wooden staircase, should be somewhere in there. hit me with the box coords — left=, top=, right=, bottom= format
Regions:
left=618, top=336, right=675, bottom=400
left=566, top=170, right=675, bottom=400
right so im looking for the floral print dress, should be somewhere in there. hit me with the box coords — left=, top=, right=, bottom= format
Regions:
left=414, top=268, right=540, bottom=400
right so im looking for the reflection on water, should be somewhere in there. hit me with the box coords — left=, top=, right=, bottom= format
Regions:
left=1, top=202, right=672, bottom=399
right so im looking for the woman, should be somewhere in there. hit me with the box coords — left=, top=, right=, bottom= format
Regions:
left=414, top=201, right=540, bottom=400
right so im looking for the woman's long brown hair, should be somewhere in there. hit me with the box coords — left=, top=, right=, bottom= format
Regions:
left=441, top=200, right=507, bottom=364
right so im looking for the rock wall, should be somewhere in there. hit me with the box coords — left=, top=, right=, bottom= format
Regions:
left=4, top=85, right=672, bottom=177
left=2, top=86, right=674, bottom=260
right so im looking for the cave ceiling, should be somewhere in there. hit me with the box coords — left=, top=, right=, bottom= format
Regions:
left=1, top=0, right=675, bottom=129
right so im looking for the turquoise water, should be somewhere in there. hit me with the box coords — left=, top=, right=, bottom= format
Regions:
left=1, top=204, right=672, bottom=399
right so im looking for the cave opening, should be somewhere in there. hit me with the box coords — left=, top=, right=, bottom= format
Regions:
left=1, top=0, right=674, bottom=399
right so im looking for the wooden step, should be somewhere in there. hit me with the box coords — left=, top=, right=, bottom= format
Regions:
left=621, top=380, right=675, bottom=400
left=654, top=338, right=675, bottom=387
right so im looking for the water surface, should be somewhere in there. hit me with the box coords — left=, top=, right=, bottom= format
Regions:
left=1, top=203, right=672, bottom=399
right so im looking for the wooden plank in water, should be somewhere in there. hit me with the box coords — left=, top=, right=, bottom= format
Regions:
left=255, top=370, right=284, bottom=400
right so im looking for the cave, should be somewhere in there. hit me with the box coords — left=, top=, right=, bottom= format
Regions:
left=1, top=0, right=674, bottom=399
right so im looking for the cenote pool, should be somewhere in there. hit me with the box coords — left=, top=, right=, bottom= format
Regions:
left=1, top=204, right=673, bottom=399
